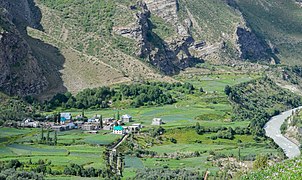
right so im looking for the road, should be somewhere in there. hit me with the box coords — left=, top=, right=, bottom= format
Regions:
left=111, top=134, right=129, bottom=150
left=264, top=107, right=302, bottom=159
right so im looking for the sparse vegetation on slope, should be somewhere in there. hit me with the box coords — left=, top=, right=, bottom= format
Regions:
left=241, top=155, right=302, bottom=180
left=235, top=0, right=302, bottom=65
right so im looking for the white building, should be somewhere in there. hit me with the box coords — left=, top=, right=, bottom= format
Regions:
left=121, top=114, right=132, bottom=123
left=113, top=126, right=125, bottom=134
left=152, top=118, right=163, bottom=125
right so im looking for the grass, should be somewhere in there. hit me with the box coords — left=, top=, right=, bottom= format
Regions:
left=55, top=130, right=121, bottom=145
left=0, top=127, right=119, bottom=172
left=146, top=128, right=279, bottom=162
left=47, top=71, right=256, bottom=130
left=0, top=144, right=106, bottom=171
left=142, top=156, right=219, bottom=172
left=235, top=0, right=302, bottom=65
left=242, top=155, right=302, bottom=179
left=178, top=0, right=243, bottom=42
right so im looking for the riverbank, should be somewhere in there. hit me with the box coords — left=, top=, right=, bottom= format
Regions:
left=264, top=107, right=302, bottom=158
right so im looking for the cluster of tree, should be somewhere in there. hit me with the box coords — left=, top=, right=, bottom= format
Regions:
left=0, top=159, right=116, bottom=179
left=226, top=77, right=302, bottom=136
left=195, top=123, right=250, bottom=137
left=134, top=168, right=203, bottom=180
left=211, top=128, right=235, bottom=140
left=0, top=98, right=35, bottom=122
left=0, top=160, right=44, bottom=180
left=63, top=163, right=102, bottom=177
left=39, top=128, right=57, bottom=145
left=37, top=82, right=196, bottom=111
left=149, top=126, right=166, bottom=137
left=282, top=65, right=302, bottom=84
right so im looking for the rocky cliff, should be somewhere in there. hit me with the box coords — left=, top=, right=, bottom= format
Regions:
left=114, top=1, right=203, bottom=75
left=0, top=2, right=47, bottom=96
left=236, top=27, right=273, bottom=62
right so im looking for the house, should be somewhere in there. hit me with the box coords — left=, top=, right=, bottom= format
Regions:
left=113, top=126, right=125, bottom=134
left=75, top=115, right=84, bottom=120
left=152, top=118, right=163, bottom=125
left=121, top=114, right=132, bottom=123
left=21, top=118, right=39, bottom=128
left=51, top=125, right=65, bottom=131
left=127, top=123, right=142, bottom=133
left=91, top=115, right=102, bottom=123
left=60, top=113, right=72, bottom=124
left=132, top=123, right=142, bottom=129
left=82, top=124, right=96, bottom=131
left=103, top=118, right=114, bottom=125
left=66, top=122, right=75, bottom=130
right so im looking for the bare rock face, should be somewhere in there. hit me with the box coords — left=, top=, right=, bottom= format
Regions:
left=0, top=0, right=42, bottom=30
left=114, top=1, right=203, bottom=75
left=113, top=3, right=151, bottom=57
left=0, top=6, right=47, bottom=96
left=144, top=0, right=189, bottom=36
left=236, top=27, right=274, bottom=62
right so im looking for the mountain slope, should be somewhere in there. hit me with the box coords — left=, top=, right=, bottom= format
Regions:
left=0, top=5, right=48, bottom=96
left=0, top=0, right=302, bottom=98
left=234, top=0, right=302, bottom=65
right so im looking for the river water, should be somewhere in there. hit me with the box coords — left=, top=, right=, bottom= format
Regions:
left=264, top=107, right=302, bottom=159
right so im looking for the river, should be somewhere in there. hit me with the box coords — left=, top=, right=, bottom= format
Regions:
left=264, top=107, right=302, bottom=159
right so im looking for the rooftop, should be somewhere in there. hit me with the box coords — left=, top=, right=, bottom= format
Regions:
left=113, top=126, right=124, bottom=131
left=122, top=114, right=132, bottom=118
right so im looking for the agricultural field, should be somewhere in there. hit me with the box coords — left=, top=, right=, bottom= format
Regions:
left=0, top=127, right=121, bottom=178
left=51, top=68, right=258, bottom=130
left=0, top=67, right=286, bottom=179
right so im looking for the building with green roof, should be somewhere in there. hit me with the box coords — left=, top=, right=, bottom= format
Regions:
left=113, top=126, right=125, bottom=134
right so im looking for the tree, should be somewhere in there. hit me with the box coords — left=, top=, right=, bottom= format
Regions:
left=195, top=122, right=201, bottom=132
left=41, top=127, right=44, bottom=142
left=46, top=129, right=50, bottom=143
left=82, top=109, right=85, bottom=118
left=170, top=138, right=177, bottom=144
left=224, top=85, right=232, bottom=96
left=58, top=112, right=61, bottom=124
left=117, top=111, right=120, bottom=120
left=238, top=147, right=241, bottom=161
left=54, top=131, right=57, bottom=145
left=253, top=154, right=268, bottom=169
left=199, top=87, right=204, bottom=93
left=100, top=115, right=103, bottom=129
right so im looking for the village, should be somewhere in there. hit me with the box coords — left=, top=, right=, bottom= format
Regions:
left=12, top=112, right=165, bottom=135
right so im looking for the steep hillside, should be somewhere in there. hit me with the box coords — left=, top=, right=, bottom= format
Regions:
left=0, top=0, right=301, bottom=98
left=0, top=6, right=47, bottom=96
left=241, top=155, right=302, bottom=179
left=234, top=0, right=302, bottom=65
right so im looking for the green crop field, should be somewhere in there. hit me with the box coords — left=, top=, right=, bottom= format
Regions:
left=0, top=127, right=120, bottom=174
left=49, top=71, right=256, bottom=130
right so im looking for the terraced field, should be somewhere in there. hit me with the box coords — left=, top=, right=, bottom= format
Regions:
left=0, top=128, right=121, bottom=173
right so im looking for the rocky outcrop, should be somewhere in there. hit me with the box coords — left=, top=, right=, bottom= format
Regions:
left=114, top=1, right=203, bottom=75
left=236, top=27, right=274, bottom=62
left=0, top=0, right=42, bottom=31
left=113, top=3, right=151, bottom=57
left=144, top=0, right=189, bottom=36
left=0, top=6, right=47, bottom=96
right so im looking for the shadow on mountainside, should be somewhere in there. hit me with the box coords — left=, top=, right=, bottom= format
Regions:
left=0, top=0, right=67, bottom=100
